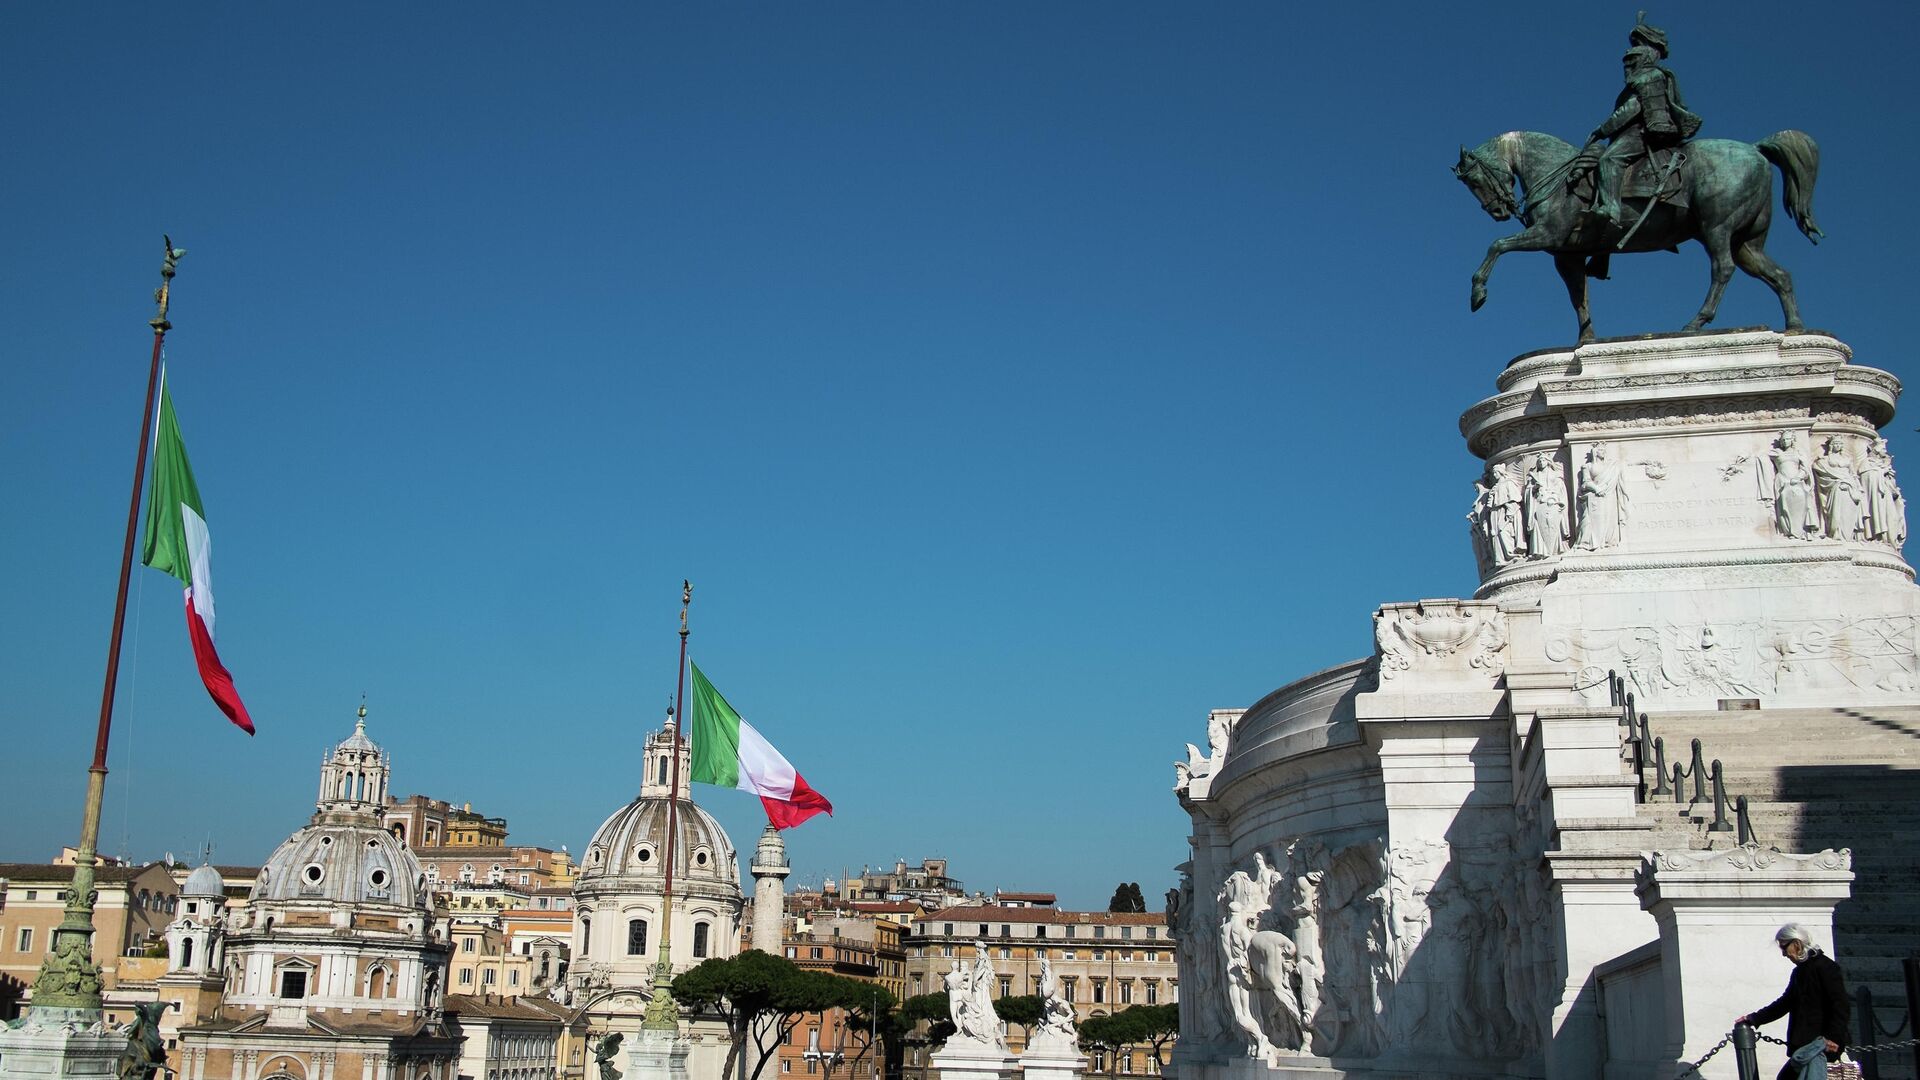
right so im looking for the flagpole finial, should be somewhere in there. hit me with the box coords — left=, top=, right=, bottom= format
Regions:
left=152, top=235, right=186, bottom=332
left=680, top=580, right=692, bottom=640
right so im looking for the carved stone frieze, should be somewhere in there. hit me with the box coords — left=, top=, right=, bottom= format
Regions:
left=1544, top=613, right=1919, bottom=702
left=1563, top=396, right=1807, bottom=433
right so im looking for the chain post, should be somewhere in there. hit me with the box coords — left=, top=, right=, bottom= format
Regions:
left=1732, top=1024, right=1760, bottom=1080
left=1689, top=739, right=1708, bottom=805
left=1708, top=761, right=1734, bottom=833
left=1856, top=985, right=1881, bottom=1080
left=1904, top=957, right=1920, bottom=1077
left=1651, top=736, right=1673, bottom=796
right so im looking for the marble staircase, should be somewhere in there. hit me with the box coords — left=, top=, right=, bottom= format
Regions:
left=1632, top=706, right=1920, bottom=1077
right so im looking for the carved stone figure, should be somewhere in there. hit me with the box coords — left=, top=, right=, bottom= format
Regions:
left=1489, top=465, right=1524, bottom=565
left=1219, top=854, right=1287, bottom=1057
left=1813, top=436, right=1865, bottom=540
left=1575, top=444, right=1629, bottom=550
left=593, top=1033, right=624, bottom=1080
left=945, top=943, right=1006, bottom=1050
left=1524, top=453, right=1569, bottom=557
left=1027, top=957, right=1079, bottom=1054
left=1862, top=439, right=1908, bottom=547
left=1468, top=480, right=1495, bottom=573
left=1767, top=431, right=1817, bottom=539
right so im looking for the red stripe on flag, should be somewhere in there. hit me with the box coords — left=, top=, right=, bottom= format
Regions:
left=760, top=772, right=832, bottom=830
left=184, top=591, right=255, bottom=735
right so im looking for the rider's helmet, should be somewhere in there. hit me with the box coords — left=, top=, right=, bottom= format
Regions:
left=1628, top=13, right=1670, bottom=59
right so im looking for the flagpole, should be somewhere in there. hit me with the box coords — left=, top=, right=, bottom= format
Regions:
left=31, top=237, right=183, bottom=1015
left=643, top=579, right=692, bottom=1032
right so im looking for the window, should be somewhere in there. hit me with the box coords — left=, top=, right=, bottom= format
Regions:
left=999, top=925, right=1010, bottom=938
left=811, top=947, right=823, bottom=960
left=1121, top=927, right=1133, bottom=941
left=1120, top=981, right=1134, bottom=1004
left=1061, top=978, right=1076, bottom=1002
left=1145, top=928, right=1156, bottom=941
left=1092, top=1053, right=1106, bottom=1073
left=581, top=917, right=591, bottom=953
left=180, top=938, right=194, bottom=968
left=781, top=1064, right=791, bottom=1075
left=942, top=946, right=954, bottom=958
left=998, top=947, right=1011, bottom=960
left=483, top=968, right=497, bottom=985
left=1034, top=948, right=1047, bottom=960
left=1094, top=926, right=1106, bottom=940
left=1093, top=980, right=1106, bottom=1004
left=370, top=967, right=389, bottom=997
left=464, top=937, right=477, bottom=952
left=786, top=947, right=797, bottom=958
left=16, top=928, right=32, bottom=952
left=1122, top=1054, right=1134, bottom=1073
left=943, top=924, right=953, bottom=936
left=279, top=970, right=308, bottom=999
left=1036, top=926, right=1046, bottom=939
left=1092, top=950, right=1105, bottom=961
left=460, top=969, right=474, bottom=985
left=1064, top=926, right=1075, bottom=940
left=1064, top=950, right=1076, bottom=961
left=1145, top=981, right=1158, bottom=1005
left=978, top=924, right=989, bottom=937
left=627, top=919, right=649, bottom=956
left=510, top=970, right=520, bottom=986
left=693, top=922, right=711, bottom=959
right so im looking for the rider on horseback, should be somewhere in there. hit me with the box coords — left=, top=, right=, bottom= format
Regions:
left=1580, top=15, right=1703, bottom=231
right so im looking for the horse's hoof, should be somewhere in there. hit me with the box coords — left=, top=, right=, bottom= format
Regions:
left=1578, top=332, right=1596, bottom=345
left=1470, top=288, right=1488, bottom=313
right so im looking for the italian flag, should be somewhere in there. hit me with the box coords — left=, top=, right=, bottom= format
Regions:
left=688, top=661, right=831, bottom=829
left=139, top=371, right=255, bottom=734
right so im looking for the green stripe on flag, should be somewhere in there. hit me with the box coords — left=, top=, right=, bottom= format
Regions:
left=140, top=375, right=205, bottom=586
left=688, top=661, right=742, bottom=788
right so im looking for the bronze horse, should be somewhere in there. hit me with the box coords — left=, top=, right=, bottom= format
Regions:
left=1454, top=129, right=1823, bottom=342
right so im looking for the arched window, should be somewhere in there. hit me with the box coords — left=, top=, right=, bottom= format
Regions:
left=138, top=889, right=150, bottom=909
left=369, top=966, right=389, bottom=998
left=460, top=864, right=475, bottom=883
left=657, top=756, right=668, bottom=786
left=692, top=921, right=710, bottom=959
left=180, top=937, right=194, bottom=968
left=627, top=918, right=648, bottom=956
left=580, top=917, right=591, bottom=954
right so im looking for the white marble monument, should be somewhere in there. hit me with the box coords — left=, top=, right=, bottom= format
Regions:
left=929, top=943, right=1019, bottom=1080
left=1171, top=330, right=1914, bottom=1080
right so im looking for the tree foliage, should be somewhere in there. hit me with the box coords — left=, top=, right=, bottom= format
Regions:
left=1106, top=883, right=1147, bottom=913
left=673, top=951, right=891, bottom=1080
left=991, top=994, right=1043, bottom=1030
left=1078, top=1004, right=1179, bottom=1065
left=900, top=992, right=956, bottom=1049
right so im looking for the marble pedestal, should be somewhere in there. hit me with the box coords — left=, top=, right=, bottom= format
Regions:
left=1637, top=846, right=1854, bottom=1080
left=1019, top=1045, right=1087, bottom=1080
left=624, top=1028, right=691, bottom=1080
left=0, top=1008, right=126, bottom=1079
left=928, top=1042, right=1017, bottom=1080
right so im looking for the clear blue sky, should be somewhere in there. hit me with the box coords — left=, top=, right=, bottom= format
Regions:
left=3, top=4, right=1914, bottom=908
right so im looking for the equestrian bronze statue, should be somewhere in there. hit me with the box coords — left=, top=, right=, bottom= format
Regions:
left=1454, top=15, right=1823, bottom=343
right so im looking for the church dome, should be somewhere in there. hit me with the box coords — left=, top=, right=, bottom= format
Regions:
left=183, top=863, right=225, bottom=898
left=575, top=719, right=740, bottom=891
left=250, top=710, right=426, bottom=909
left=254, top=819, right=426, bottom=908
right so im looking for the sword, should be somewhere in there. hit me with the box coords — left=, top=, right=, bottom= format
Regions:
left=1616, top=150, right=1685, bottom=251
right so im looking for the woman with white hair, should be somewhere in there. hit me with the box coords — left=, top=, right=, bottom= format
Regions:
left=1738, top=923, right=1849, bottom=1079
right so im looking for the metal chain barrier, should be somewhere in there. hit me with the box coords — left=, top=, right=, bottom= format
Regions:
left=1672, top=1032, right=1732, bottom=1078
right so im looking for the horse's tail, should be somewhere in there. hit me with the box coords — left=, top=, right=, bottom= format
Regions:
left=1756, top=130, right=1825, bottom=244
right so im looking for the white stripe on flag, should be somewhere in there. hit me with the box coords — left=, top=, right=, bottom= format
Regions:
left=182, top=505, right=216, bottom=635
left=735, top=719, right=798, bottom=800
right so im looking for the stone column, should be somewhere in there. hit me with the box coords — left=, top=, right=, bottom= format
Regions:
left=1638, top=845, right=1854, bottom=1079
left=749, top=825, right=791, bottom=956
